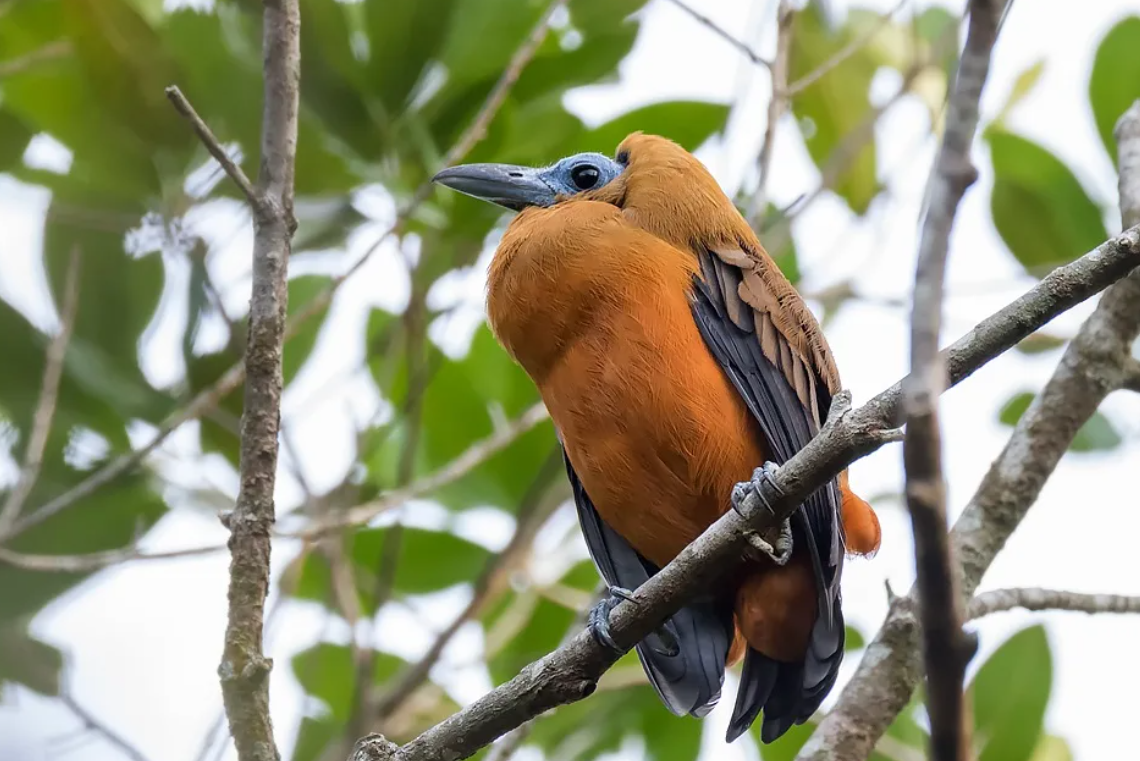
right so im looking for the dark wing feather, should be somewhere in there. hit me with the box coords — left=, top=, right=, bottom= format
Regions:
left=688, top=248, right=845, bottom=743
left=561, top=447, right=733, bottom=718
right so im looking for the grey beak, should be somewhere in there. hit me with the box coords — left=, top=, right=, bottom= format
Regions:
left=432, top=163, right=557, bottom=210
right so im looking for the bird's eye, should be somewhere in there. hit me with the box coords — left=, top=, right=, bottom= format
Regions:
left=570, top=164, right=601, bottom=190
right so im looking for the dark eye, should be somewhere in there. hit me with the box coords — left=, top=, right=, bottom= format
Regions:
left=570, top=164, right=601, bottom=190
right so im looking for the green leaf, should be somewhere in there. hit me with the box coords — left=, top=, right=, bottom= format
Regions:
left=1088, top=16, right=1140, bottom=165
left=291, top=643, right=406, bottom=723
left=574, top=100, right=730, bottom=156
left=1015, top=332, right=1067, bottom=355
left=845, top=624, right=865, bottom=651
left=789, top=3, right=882, bottom=214
left=986, top=129, right=1108, bottom=272
left=290, top=528, right=492, bottom=614
left=365, top=0, right=456, bottom=114
left=0, top=626, right=63, bottom=696
left=970, top=624, right=1053, bottom=761
left=994, top=60, right=1046, bottom=127
left=1031, top=735, right=1074, bottom=761
left=999, top=391, right=1122, bottom=452
left=0, top=111, right=33, bottom=171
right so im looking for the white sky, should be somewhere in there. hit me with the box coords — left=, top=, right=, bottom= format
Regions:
left=2, top=0, right=1140, bottom=760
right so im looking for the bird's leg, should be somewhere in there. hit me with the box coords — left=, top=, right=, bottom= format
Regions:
left=732, top=462, right=793, bottom=566
left=588, top=585, right=679, bottom=657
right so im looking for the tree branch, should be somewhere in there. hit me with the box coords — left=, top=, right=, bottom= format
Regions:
left=60, top=692, right=153, bottom=761
left=165, top=86, right=259, bottom=207
left=1122, top=356, right=1140, bottom=393
left=902, top=2, right=999, bottom=759
left=0, top=245, right=81, bottom=535
left=664, top=0, right=772, bottom=69
left=342, top=222, right=1140, bottom=761
left=214, top=0, right=299, bottom=759
left=967, top=588, right=1140, bottom=619
left=796, top=101, right=1140, bottom=761
left=747, top=1, right=793, bottom=229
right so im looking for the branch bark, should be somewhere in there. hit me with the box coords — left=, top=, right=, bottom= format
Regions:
left=342, top=221, right=1140, bottom=761
left=796, top=101, right=1140, bottom=761
left=214, top=1, right=300, bottom=759
left=902, top=2, right=999, bottom=760
left=0, top=245, right=81, bottom=535
left=967, top=588, right=1140, bottom=619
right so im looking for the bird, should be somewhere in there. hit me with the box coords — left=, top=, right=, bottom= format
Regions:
left=432, top=133, right=880, bottom=743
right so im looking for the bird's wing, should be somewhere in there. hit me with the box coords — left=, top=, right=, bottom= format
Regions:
left=561, top=446, right=734, bottom=718
left=689, top=244, right=845, bottom=742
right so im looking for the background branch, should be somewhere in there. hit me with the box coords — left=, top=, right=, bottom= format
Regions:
left=60, top=692, right=153, bottom=761
left=796, top=100, right=1140, bottom=761
left=967, top=588, right=1140, bottom=619
left=0, top=245, right=81, bottom=535
left=902, top=2, right=999, bottom=759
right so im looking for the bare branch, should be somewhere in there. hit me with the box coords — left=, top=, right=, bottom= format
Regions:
left=797, top=102, right=1140, bottom=761
left=0, top=245, right=81, bottom=534
left=216, top=0, right=299, bottom=759
left=968, top=588, right=1140, bottom=619
left=747, top=2, right=793, bottom=229
left=0, top=542, right=226, bottom=572
left=902, top=2, right=999, bottom=759
left=664, top=0, right=772, bottom=69
left=166, top=85, right=259, bottom=207
left=782, top=0, right=907, bottom=98
left=0, top=40, right=71, bottom=79
left=61, top=692, right=153, bottom=761
left=344, top=223, right=1140, bottom=761
left=294, top=402, right=549, bottom=539
left=1122, top=356, right=1140, bottom=393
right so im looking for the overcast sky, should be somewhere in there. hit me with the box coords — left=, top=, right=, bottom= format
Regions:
left=2, top=0, right=1140, bottom=760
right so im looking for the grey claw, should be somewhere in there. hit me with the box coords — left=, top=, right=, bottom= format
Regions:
left=731, top=461, right=784, bottom=519
left=744, top=518, right=793, bottom=565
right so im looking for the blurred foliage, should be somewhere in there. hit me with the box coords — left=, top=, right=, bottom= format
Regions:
left=0, top=0, right=1132, bottom=758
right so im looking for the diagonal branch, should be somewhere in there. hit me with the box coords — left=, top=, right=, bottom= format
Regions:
left=1122, top=356, right=1140, bottom=393
left=664, top=0, right=771, bottom=68
left=902, top=2, right=1000, bottom=760
left=165, top=86, right=258, bottom=207
left=0, top=245, right=81, bottom=535
left=796, top=101, right=1140, bottom=761
left=347, top=222, right=1140, bottom=761
left=60, top=692, right=153, bottom=761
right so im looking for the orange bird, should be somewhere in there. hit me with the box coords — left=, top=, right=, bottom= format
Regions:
left=433, top=133, right=880, bottom=743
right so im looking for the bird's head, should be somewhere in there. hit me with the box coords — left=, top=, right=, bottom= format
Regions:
left=432, top=133, right=750, bottom=250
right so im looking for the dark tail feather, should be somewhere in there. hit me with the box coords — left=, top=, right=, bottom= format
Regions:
left=726, top=603, right=845, bottom=743
left=637, top=598, right=734, bottom=718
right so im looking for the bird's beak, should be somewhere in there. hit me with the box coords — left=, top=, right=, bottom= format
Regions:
left=431, top=163, right=557, bottom=211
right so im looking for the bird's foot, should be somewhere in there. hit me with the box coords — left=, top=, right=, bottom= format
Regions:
left=588, top=586, right=679, bottom=657
left=731, top=461, right=785, bottom=520
left=743, top=519, right=793, bottom=566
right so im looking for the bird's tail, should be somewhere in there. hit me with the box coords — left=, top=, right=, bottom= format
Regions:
left=725, top=563, right=845, bottom=743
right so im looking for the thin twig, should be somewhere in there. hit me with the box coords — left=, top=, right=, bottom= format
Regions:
left=1122, top=356, right=1140, bottom=393
left=968, top=588, right=1140, bottom=619
left=796, top=102, right=1140, bottom=761
left=166, top=85, right=259, bottom=207
left=61, top=693, right=153, bottom=761
left=902, top=2, right=999, bottom=760
left=0, top=40, right=71, bottom=79
left=292, top=402, right=550, bottom=539
left=664, top=0, right=772, bottom=69
left=0, top=246, right=81, bottom=534
left=216, top=0, right=299, bottom=758
left=782, top=0, right=908, bottom=98
left=349, top=223, right=1140, bottom=761
left=3, top=0, right=561, bottom=546
left=0, top=542, right=226, bottom=572
left=747, top=1, right=793, bottom=229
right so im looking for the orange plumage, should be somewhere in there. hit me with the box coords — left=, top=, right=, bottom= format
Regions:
left=435, top=132, right=879, bottom=742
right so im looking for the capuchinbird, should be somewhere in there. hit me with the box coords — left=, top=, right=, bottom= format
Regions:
left=432, top=133, right=880, bottom=743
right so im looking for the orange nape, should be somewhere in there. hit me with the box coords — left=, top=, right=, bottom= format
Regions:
left=432, top=132, right=880, bottom=744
